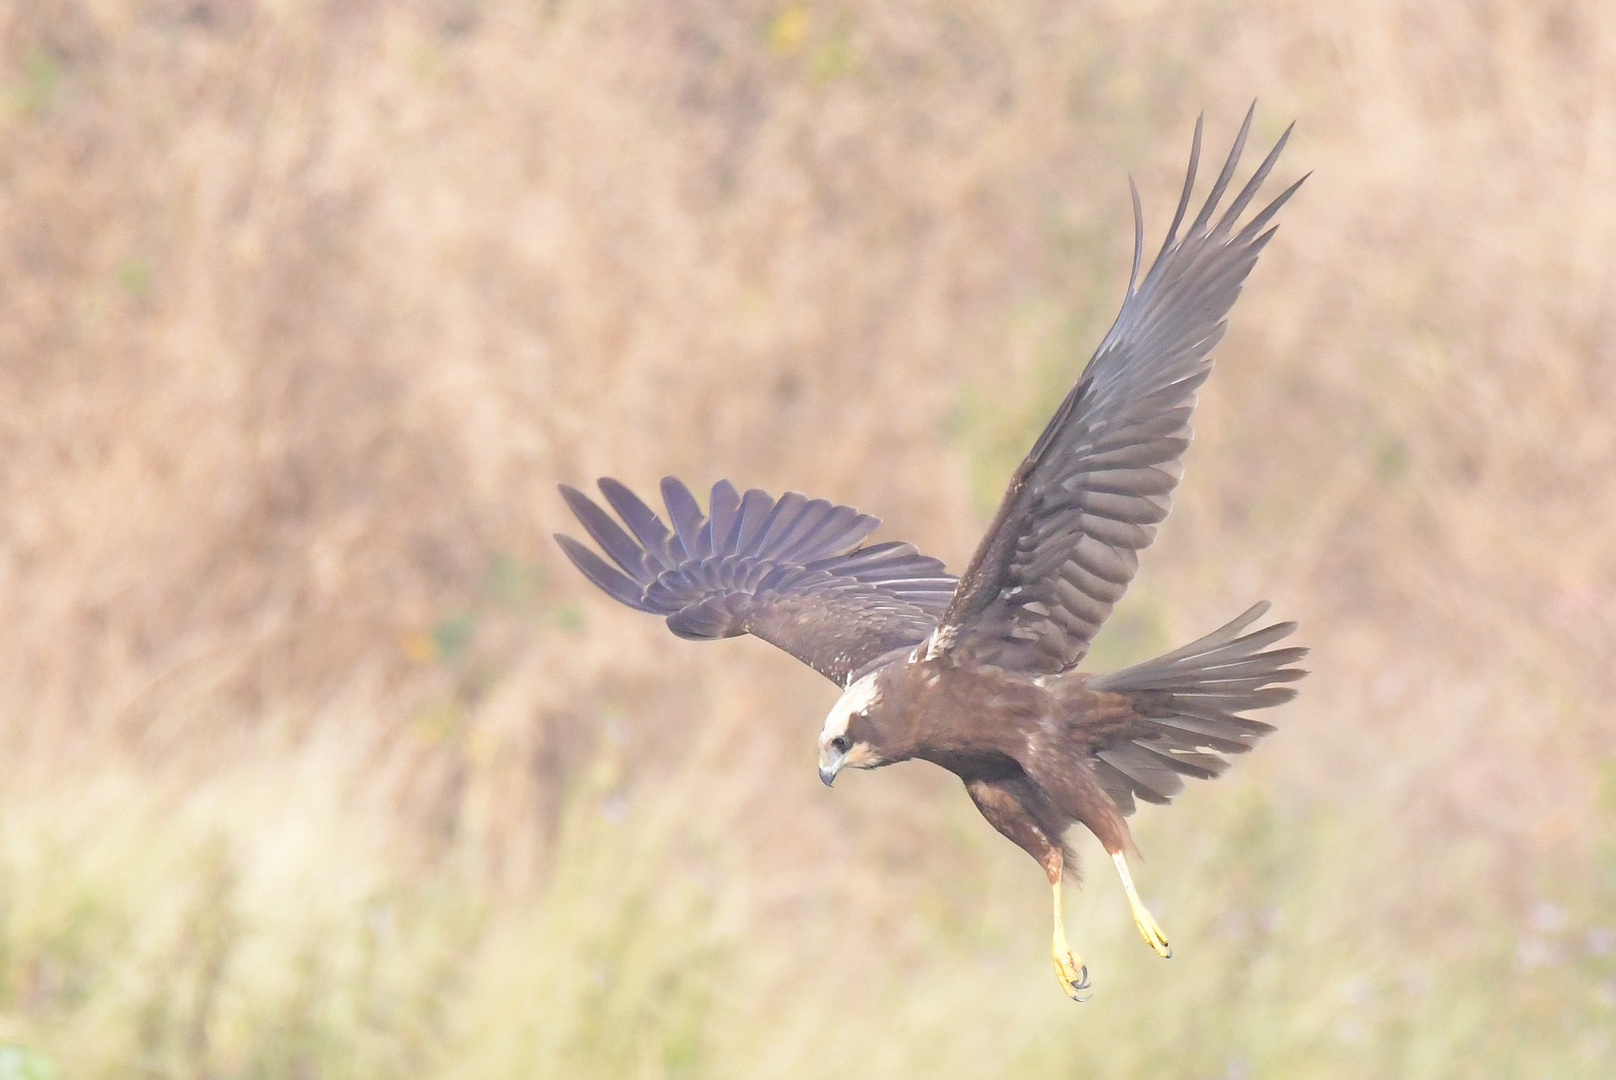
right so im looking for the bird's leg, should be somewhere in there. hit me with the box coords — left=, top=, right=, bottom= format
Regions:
left=1111, top=851, right=1171, bottom=958
left=961, top=778, right=1092, bottom=999
left=1050, top=864, right=1091, bottom=1000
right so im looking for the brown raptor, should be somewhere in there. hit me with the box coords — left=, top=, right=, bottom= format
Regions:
left=556, top=107, right=1308, bottom=998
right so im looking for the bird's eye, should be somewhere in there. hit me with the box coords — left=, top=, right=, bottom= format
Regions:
left=831, top=735, right=851, bottom=753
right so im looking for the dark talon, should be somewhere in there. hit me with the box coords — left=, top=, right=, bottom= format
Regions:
left=1059, top=962, right=1093, bottom=1001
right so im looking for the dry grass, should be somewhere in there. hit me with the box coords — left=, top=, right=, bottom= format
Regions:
left=1, top=0, right=1613, bottom=1076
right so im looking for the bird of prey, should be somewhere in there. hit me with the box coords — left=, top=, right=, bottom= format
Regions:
left=556, top=108, right=1307, bottom=1000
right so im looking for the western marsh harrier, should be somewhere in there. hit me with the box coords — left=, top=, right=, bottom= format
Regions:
left=557, top=108, right=1307, bottom=998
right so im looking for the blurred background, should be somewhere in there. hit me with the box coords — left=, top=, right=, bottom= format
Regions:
left=1, top=1, right=1613, bottom=1076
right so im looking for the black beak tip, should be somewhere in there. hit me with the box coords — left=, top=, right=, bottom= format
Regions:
left=819, top=767, right=836, bottom=788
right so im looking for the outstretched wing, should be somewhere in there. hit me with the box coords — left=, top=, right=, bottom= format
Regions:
left=556, top=477, right=958, bottom=686
left=934, top=107, right=1305, bottom=675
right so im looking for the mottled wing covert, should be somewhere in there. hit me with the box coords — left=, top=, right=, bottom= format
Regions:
left=556, top=477, right=959, bottom=686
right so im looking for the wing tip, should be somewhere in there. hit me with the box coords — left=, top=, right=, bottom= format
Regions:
left=553, top=532, right=655, bottom=612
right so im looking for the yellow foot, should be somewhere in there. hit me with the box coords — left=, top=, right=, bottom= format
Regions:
left=1050, top=874, right=1092, bottom=1001
left=1052, top=946, right=1091, bottom=1001
left=1130, top=906, right=1172, bottom=958
left=1112, top=851, right=1172, bottom=959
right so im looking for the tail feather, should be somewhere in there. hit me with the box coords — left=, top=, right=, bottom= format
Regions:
left=1088, top=603, right=1306, bottom=815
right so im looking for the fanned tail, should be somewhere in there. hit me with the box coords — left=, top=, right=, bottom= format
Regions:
left=1086, top=602, right=1307, bottom=815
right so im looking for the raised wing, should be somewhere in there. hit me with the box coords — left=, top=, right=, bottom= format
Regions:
left=935, top=107, right=1305, bottom=674
left=556, top=477, right=959, bottom=686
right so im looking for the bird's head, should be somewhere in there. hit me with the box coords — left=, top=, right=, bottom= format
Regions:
left=817, top=669, right=889, bottom=786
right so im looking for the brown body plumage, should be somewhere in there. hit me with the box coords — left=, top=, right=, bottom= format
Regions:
left=849, top=657, right=1139, bottom=864
left=823, top=601, right=1301, bottom=877
left=556, top=107, right=1308, bottom=998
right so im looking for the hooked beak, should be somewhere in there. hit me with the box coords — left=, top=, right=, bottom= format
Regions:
left=819, top=753, right=844, bottom=788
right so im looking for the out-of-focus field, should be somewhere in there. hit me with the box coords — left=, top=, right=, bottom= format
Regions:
left=1, top=1, right=1613, bottom=1076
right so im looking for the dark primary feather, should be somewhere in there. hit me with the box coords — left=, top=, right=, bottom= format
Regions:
left=555, top=477, right=959, bottom=686
left=937, top=107, right=1306, bottom=675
